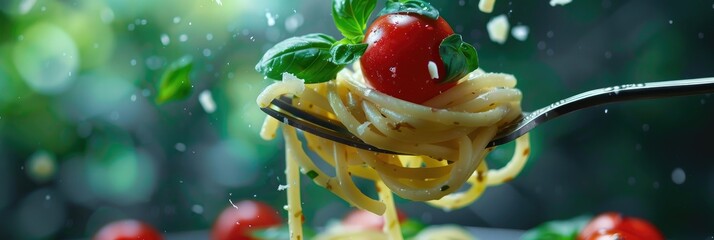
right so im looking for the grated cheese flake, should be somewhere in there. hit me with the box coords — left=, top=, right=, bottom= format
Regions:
left=511, top=25, right=530, bottom=41
left=487, top=14, right=510, bottom=44
left=427, top=61, right=439, bottom=79
left=550, top=0, right=572, bottom=7
left=478, top=0, right=496, bottom=13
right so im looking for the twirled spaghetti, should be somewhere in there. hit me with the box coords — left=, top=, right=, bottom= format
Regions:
left=257, top=62, right=530, bottom=240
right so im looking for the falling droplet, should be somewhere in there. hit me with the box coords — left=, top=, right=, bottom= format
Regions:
left=671, top=168, right=685, bottom=184
left=160, top=34, right=170, bottom=46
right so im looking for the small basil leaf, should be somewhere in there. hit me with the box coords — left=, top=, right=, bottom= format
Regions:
left=156, top=55, right=193, bottom=104
left=330, top=42, right=368, bottom=65
left=379, top=0, right=439, bottom=20
left=400, top=219, right=427, bottom=239
left=255, top=33, right=344, bottom=83
left=520, top=215, right=591, bottom=240
left=332, top=0, right=377, bottom=43
left=439, top=34, right=479, bottom=83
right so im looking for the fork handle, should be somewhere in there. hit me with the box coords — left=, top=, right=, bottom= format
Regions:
left=540, top=77, right=714, bottom=118
left=490, top=77, right=714, bottom=147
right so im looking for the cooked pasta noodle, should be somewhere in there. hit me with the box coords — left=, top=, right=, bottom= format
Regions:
left=257, top=62, right=530, bottom=239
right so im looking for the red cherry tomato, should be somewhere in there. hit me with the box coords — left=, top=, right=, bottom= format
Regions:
left=360, top=13, right=457, bottom=104
left=585, top=229, right=639, bottom=240
left=93, top=219, right=163, bottom=240
left=578, top=212, right=664, bottom=240
left=211, top=200, right=282, bottom=240
left=342, top=209, right=407, bottom=231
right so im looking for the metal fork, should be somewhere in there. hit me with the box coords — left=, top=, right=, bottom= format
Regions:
left=260, top=77, right=714, bottom=154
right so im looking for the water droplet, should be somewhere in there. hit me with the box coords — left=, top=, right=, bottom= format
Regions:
left=131, top=94, right=137, bottom=102
left=699, top=32, right=705, bottom=39
left=130, top=59, right=137, bottom=66
left=604, top=109, right=608, bottom=114
left=45, top=194, right=51, bottom=200
left=127, top=24, right=135, bottom=31
left=203, top=48, right=212, bottom=57
left=628, top=176, right=636, bottom=186
left=604, top=51, right=612, bottom=59
left=173, top=17, right=181, bottom=24
left=100, top=8, right=114, bottom=23
left=668, top=20, right=673, bottom=24
left=642, top=124, right=650, bottom=132
left=160, top=34, right=170, bottom=46
left=546, top=31, right=554, bottom=38
left=19, top=0, right=37, bottom=15
left=179, top=34, right=188, bottom=42
left=175, top=142, right=187, bottom=152
left=671, top=168, right=685, bottom=184
left=191, top=204, right=204, bottom=214
left=206, top=33, right=214, bottom=41
left=285, top=13, right=304, bottom=33
left=265, top=11, right=276, bottom=26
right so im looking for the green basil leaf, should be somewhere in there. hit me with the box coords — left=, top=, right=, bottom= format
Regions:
left=250, top=225, right=316, bottom=240
left=332, top=0, right=377, bottom=43
left=156, top=55, right=193, bottom=104
left=330, top=41, right=368, bottom=65
left=439, top=34, right=479, bottom=83
left=400, top=219, right=427, bottom=239
left=520, top=215, right=591, bottom=240
left=379, top=0, right=439, bottom=20
left=255, top=33, right=344, bottom=83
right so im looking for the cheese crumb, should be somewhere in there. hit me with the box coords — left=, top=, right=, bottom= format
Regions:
left=487, top=15, right=510, bottom=44
left=550, top=0, right=572, bottom=7
left=478, top=0, right=496, bottom=13
left=427, top=61, right=439, bottom=79
left=199, top=90, right=216, bottom=113
left=511, top=25, right=529, bottom=41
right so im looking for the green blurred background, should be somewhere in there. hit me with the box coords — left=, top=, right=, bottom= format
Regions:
left=1, top=0, right=713, bottom=239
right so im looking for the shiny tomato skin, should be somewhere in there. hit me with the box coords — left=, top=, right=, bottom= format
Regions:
left=578, top=212, right=664, bottom=240
left=585, top=229, right=639, bottom=240
left=360, top=13, right=457, bottom=104
left=93, top=219, right=163, bottom=240
left=342, top=208, right=407, bottom=231
left=211, top=200, right=282, bottom=240
left=617, top=217, right=665, bottom=240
